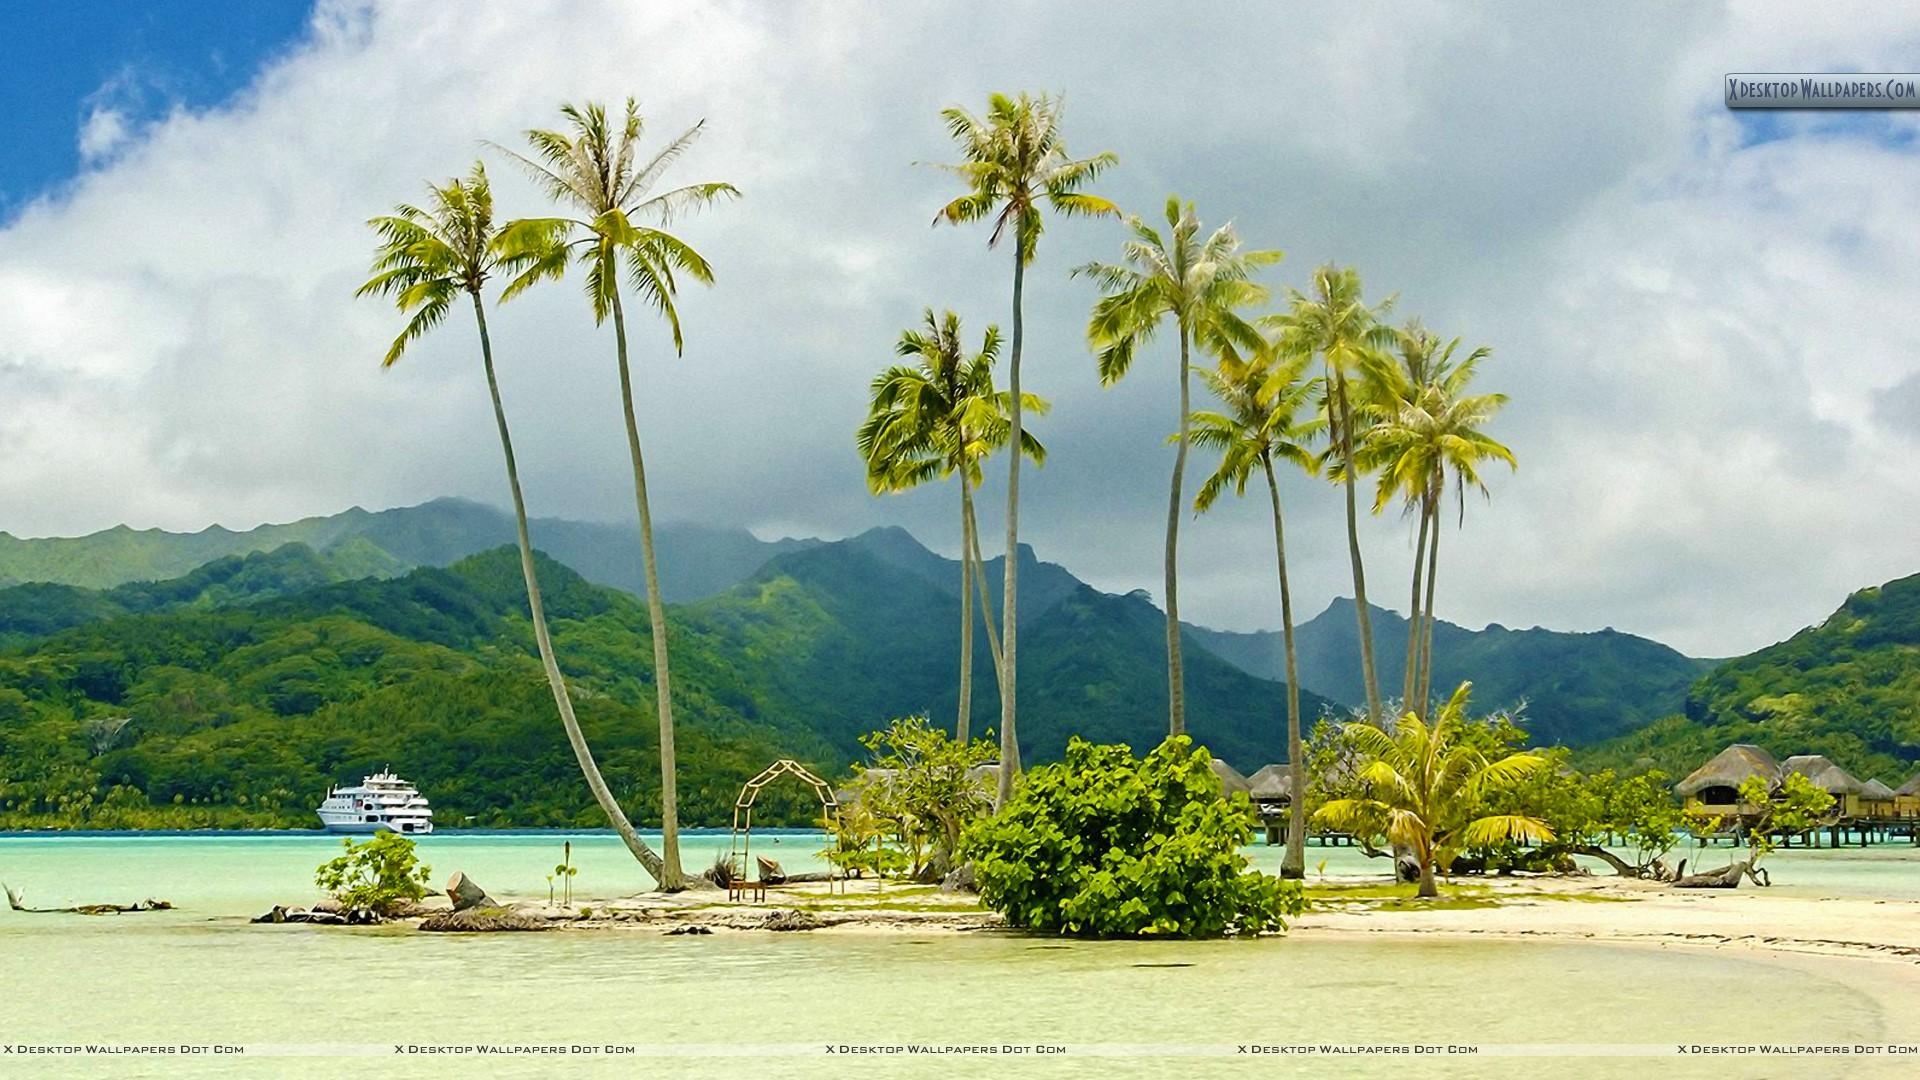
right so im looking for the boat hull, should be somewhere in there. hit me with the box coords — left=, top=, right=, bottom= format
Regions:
left=318, top=819, right=434, bottom=835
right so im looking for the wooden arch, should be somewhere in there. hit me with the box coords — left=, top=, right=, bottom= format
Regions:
left=729, top=759, right=840, bottom=887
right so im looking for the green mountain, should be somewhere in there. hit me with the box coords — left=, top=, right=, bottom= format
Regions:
left=0, top=548, right=839, bottom=830
left=699, top=535, right=1341, bottom=768
left=0, top=542, right=398, bottom=641
left=0, top=532, right=1333, bottom=830
left=0, top=497, right=815, bottom=601
left=1578, top=572, right=1920, bottom=783
left=1186, top=599, right=1715, bottom=746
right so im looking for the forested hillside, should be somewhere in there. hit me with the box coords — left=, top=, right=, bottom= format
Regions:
left=0, top=536, right=1327, bottom=829
left=1579, top=573, right=1920, bottom=784
left=1188, top=598, right=1714, bottom=746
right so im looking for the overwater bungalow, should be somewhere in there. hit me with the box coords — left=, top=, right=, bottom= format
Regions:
left=1858, top=778, right=1898, bottom=819
left=1780, top=754, right=1866, bottom=818
left=1676, top=743, right=1920, bottom=846
left=1247, top=764, right=1295, bottom=844
left=1898, top=775, right=1920, bottom=818
left=1674, top=743, right=1779, bottom=817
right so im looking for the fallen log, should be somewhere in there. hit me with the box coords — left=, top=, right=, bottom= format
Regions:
left=5, top=884, right=173, bottom=915
left=1671, top=860, right=1769, bottom=889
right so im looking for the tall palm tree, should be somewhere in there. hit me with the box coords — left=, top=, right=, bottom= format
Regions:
left=1362, top=323, right=1454, bottom=716
left=1314, top=682, right=1551, bottom=897
left=1361, top=329, right=1515, bottom=714
left=1190, top=346, right=1319, bottom=877
left=353, top=164, right=672, bottom=882
left=1075, top=198, right=1279, bottom=737
left=1271, top=265, right=1396, bottom=724
left=856, top=309, right=1046, bottom=742
left=932, top=92, right=1116, bottom=805
left=495, top=99, right=738, bottom=890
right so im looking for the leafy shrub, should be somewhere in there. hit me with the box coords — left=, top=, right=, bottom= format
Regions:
left=963, top=735, right=1301, bottom=938
left=842, top=716, right=998, bottom=879
left=314, top=832, right=433, bottom=916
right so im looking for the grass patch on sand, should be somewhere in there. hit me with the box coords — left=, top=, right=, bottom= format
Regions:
left=1307, top=881, right=1633, bottom=911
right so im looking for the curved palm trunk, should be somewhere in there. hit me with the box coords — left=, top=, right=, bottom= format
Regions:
left=1403, top=496, right=1431, bottom=717
left=1335, top=372, right=1383, bottom=722
left=957, top=478, right=973, bottom=743
left=1164, top=327, right=1191, bottom=738
left=965, top=492, right=1005, bottom=677
left=997, top=242, right=1026, bottom=806
left=472, top=294, right=666, bottom=885
left=608, top=289, right=684, bottom=890
left=1263, top=458, right=1306, bottom=880
left=1417, top=480, right=1444, bottom=714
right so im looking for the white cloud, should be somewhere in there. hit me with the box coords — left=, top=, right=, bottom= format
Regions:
left=76, top=108, right=132, bottom=163
left=1, top=0, right=1918, bottom=657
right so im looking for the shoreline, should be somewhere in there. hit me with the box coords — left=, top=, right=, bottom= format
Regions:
left=319, top=872, right=1920, bottom=970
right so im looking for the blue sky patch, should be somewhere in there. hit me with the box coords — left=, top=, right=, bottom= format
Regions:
left=0, top=0, right=314, bottom=215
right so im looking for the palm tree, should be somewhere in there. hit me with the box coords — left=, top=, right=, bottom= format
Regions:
left=1190, top=346, right=1319, bottom=877
left=856, top=309, right=1046, bottom=742
left=1314, top=682, right=1552, bottom=897
left=932, top=92, right=1116, bottom=805
left=495, top=99, right=738, bottom=890
left=1271, top=265, right=1396, bottom=724
left=1076, top=198, right=1279, bottom=737
left=353, top=164, right=671, bottom=882
left=1362, top=329, right=1515, bottom=715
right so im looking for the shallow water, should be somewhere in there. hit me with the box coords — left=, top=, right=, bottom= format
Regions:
left=4, top=832, right=1920, bottom=1078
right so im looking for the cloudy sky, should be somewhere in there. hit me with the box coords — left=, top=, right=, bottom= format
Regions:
left=1, top=1, right=1917, bottom=657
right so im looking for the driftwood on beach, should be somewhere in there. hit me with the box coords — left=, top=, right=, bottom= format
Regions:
left=1670, top=859, right=1771, bottom=889
left=4, top=883, right=173, bottom=915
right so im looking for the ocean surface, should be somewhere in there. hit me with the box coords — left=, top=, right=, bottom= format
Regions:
left=4, top=831, right=1920, bottom=1078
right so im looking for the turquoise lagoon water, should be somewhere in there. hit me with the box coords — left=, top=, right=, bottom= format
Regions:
left=4, top=831, right=1920, bottom=1078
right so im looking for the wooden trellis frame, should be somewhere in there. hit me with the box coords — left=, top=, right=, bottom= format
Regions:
left=730, top=759, right=848, bottom=895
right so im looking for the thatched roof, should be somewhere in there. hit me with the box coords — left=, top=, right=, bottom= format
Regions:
left=1858, top=778, right=1897, bottom=802
left=1897, top=774, right=1920, bottom=797
left=1782, top=754, right=1864, bottom=796
left=1247, top=763, right=1295, bottom=801
left=1208, top=758, right=1252, bottom=797
left=1674, top=743, right=1780, bottom=797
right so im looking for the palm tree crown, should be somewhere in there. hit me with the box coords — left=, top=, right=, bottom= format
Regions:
left=493, top=97, right=738, bottom=344
left=355, top=163, right=555, bottom=362
left=932, top=92, right=1119, bottom=262
left=1315, top=683, right=1553, bottom=897
left=1361, top=325, right=1516, bottom=519
left=1190, top=349, right=1321, bottom=514
left=858, top=310, right=1045, bottom=492
left=1075, top=197, right=1279, bottom=385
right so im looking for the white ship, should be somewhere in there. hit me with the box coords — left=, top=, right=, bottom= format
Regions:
left=316, top=770, right=434, bottom=834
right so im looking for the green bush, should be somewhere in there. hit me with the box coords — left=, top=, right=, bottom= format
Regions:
left=314, top=832, right=433, bottom=916
left=963, top=735, right=1302, bottom=938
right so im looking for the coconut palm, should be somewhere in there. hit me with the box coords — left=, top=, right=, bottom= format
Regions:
left=1363, top=323, right=1459, bottom=716
left=932, top=91, right=1116, bottom=804
left=1361, top=328, right=1515, bottom=715
left=1271, top=265, right=1396, bottom=724
left=353, top=164, right=671, bottom=881
left=495, top=99, right=738, bottom=890
left=1076, top=198, right=1279, bottom=737
left=1190, top=346, right=1319, bottom=877
left=1314, top=682, right=1552, bottom=897
left=856, top=309, right=1046, bottom=742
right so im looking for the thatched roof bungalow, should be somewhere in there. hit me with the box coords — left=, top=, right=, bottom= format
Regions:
left=1858, top=777, right=1897, bottom=816
left=1674, top=743, right=1779, bottom=811
left=1247, top=764, right=1295, bottom=803
left=1782, top=754, right=1867, bottom=817
left=1897, top=774, right=1920, bottom=817
left=1209, top=758, right=1253, bottom=799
